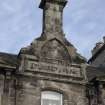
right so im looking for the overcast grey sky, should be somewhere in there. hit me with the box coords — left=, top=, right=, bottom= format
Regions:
left=0, top=0, right=105, bottom=59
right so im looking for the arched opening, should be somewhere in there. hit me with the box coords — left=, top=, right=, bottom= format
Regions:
left=41, top=91, right=63, bottom=105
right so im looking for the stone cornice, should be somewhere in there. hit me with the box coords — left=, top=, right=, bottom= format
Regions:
left=39, top=0, right=67, bottom=9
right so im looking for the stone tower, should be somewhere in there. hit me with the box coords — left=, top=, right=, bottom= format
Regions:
left=39, top=0, right=67, bottom=39
left=0, top=1, right=105, bottom=105
left=20, top=0, right=86, bottom=64
left=15, top=0, right=87, bottom=105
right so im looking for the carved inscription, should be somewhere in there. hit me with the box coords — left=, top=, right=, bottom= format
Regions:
left=41, top=58, right=71, bottom=66
left=25, top=60, right=83, bottom=78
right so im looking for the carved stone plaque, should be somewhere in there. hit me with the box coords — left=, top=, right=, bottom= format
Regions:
left=24, top=59, right=83, bottom=78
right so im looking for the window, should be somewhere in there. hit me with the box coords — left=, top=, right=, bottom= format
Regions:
left=41, top=91, right=63, bottom=105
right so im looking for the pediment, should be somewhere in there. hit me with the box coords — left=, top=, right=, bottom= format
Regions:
left=41, top=39, right=71, bottom=62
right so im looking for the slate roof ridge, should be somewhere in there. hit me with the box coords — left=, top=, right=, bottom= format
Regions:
left=0, top=52, right=17, bottom=56
left=0, top=52, right=18, bottom=68
left=88, top=43, right=105, bottom=63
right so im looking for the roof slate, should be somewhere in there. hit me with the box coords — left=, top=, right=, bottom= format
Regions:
left=88, top=44, right=105, bottom=63
left=86, top=65, right=105, bottom=81
left=0, top=52, right=18, bottom=68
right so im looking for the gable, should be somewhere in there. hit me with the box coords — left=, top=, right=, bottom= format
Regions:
left=41, top=39, right=71, bottom=62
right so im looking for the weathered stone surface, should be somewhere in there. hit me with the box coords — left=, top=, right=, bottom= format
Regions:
left=14, top=76, right=87, bottom=105
left=0, top=0, right=105, bottom=105
left=90, top=49, right=105, bottom=67
left=15, top=1, right=88, bottom=105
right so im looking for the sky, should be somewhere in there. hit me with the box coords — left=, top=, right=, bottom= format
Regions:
left=0, top=0, right=105, bottom=59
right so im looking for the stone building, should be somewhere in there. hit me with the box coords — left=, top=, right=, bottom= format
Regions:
left=0, top=0, right=105, bottom=105
left=88, top=37, right=105, bottom=67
